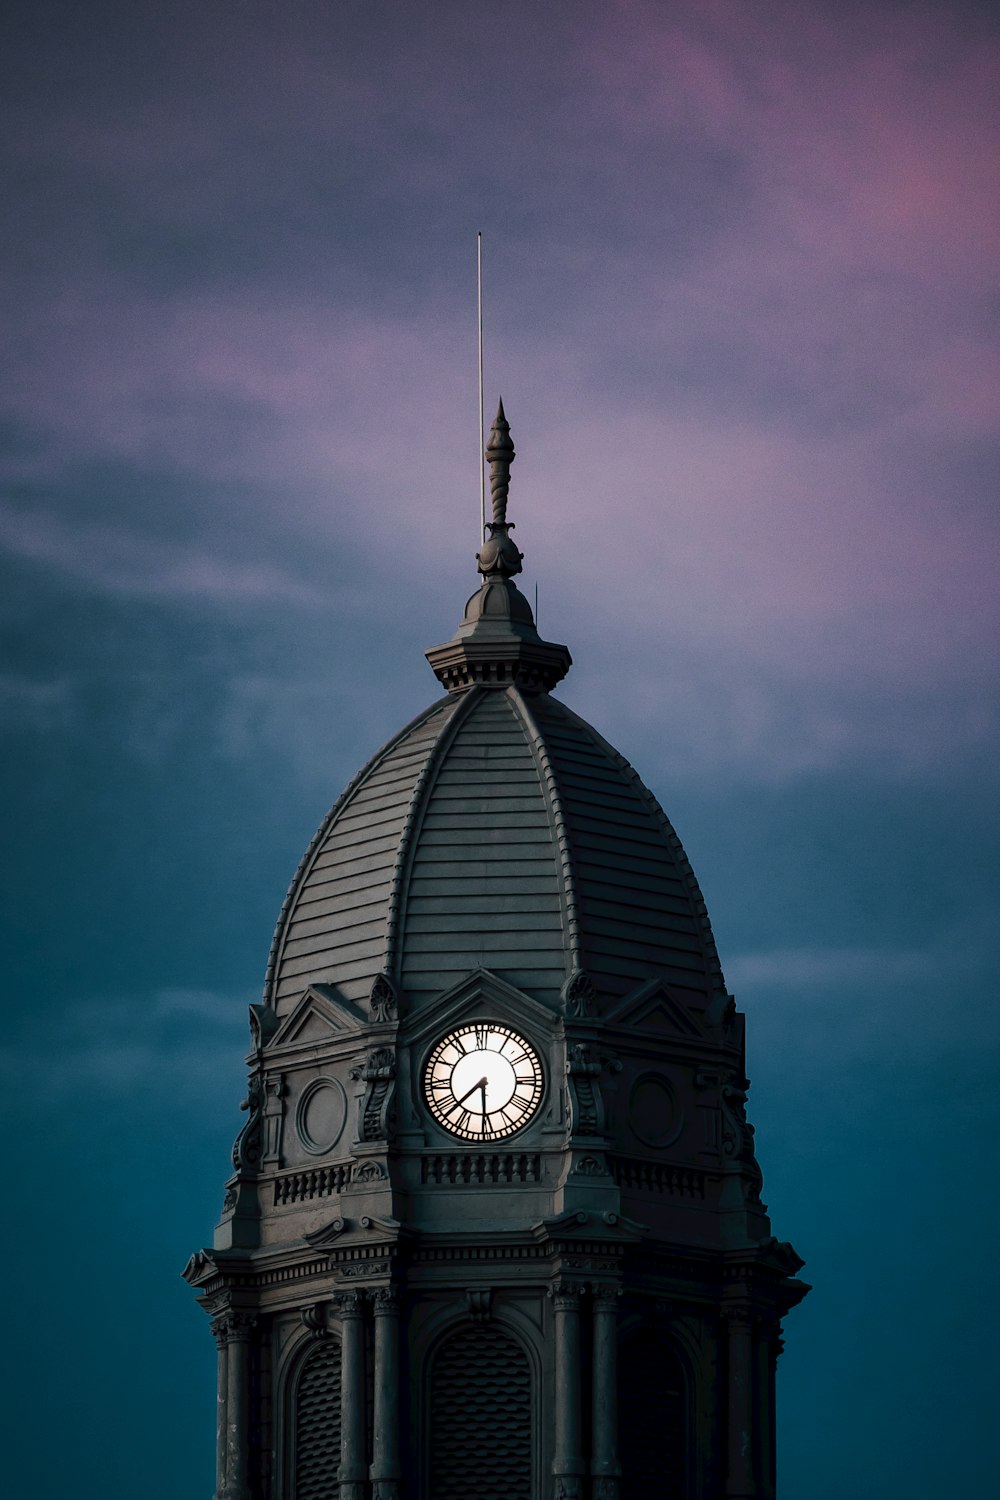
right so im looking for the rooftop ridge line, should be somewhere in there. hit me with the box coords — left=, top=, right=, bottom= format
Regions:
left=557, top=702, right=728, bottom=1000
left=508, top=686, right=583, bottom=977
left=383, top=684, right=486, bottom=980
left=262, top=697, right=453, bottom=1010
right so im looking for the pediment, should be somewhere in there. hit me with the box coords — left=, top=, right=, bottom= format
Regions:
left=604, top=978, right=706, bottom=1038
left=269, top=984, right=366, bottom=1050
left=303, top=1215, right=348, bottom=1248
left=403, top=968, right=558, bottom=1046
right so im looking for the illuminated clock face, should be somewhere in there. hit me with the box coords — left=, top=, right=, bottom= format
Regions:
left=424, top=1024, right=543, bottom=1141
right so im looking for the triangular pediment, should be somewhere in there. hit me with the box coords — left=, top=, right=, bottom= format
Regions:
left=269, top=984, right=366, bottom=1050
left=605, top=977, right=706, bottom=1038
left=403, top=967, right=558, bottom=1046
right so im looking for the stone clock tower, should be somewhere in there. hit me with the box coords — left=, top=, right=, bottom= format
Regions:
left=184, top=402, right=808, bottom=1499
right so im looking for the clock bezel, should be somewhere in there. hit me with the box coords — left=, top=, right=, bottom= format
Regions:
left=422, top=1021, right=545, bottom=1143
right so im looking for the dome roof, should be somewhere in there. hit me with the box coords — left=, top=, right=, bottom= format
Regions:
left=264, top=403, right=725, bottom=1021
left=265, top=684, right=724, bottom=1019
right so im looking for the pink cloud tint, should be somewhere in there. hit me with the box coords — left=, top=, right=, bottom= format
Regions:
left=0, top=0, right=996, bottom=780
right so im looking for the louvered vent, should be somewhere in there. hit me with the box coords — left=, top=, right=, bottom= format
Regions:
left=619, top=1328, right=685, bottom=1499
left=429, top=1324, right=532, bottom=1500
left=294, top=1339, right=342, bottom=1500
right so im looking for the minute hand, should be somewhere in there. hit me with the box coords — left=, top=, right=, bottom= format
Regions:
left=454, top=1076, right=488, bottom=1107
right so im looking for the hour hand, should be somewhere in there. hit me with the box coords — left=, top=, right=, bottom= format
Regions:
left=455, top=1076, right=488, bottom=1108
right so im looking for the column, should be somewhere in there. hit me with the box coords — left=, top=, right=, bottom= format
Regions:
left=756, top=1320, right=780, bottom=1500
left=224, top=1313, right=254, bottom=1500
left=371, top=1288, right=401, bottom=1500
left=551, top=1282, right=585, bottom=1500
left=591, top=1286, right=620, bottom=1500
left=210, top=1318, right=229, bottom=1500
left=338, top=1291, right=368, bottom=1500
left=724, top=1305, right=757, bottom=1500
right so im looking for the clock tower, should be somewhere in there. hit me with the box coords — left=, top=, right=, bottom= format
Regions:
left=184, top=401, right=808, bottom=1499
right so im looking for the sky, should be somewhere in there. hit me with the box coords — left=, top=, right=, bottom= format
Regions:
left=1, top=0, right=997, bottom=1493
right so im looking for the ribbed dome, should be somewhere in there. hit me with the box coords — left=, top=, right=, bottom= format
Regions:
left=264, top=684, right=725, bottom=1019
left=264, top=401, right=725, bottom=1023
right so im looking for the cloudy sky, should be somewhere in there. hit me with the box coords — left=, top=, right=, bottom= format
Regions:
left=2, top=1, right=997, bottom=1493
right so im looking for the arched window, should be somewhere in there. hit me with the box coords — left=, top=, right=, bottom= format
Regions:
left=293, top=1338, right=342, bottom=1500
left=619, top=1325, right=686, bottom=1500
left=428, top=1322, right=532, bottom=1500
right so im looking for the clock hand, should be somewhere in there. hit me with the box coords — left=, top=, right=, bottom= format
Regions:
left=454, top=1076, right=489, bottom=1108
left=480, top=1081, right=488, bottom=1117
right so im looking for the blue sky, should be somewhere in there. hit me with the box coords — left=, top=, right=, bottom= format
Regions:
left=1, top=2, right=998, bottom=1494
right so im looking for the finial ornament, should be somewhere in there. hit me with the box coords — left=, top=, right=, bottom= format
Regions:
left=487, top=398, right=515, bottom=526
left=426, top=396, right=571, bottom=694
left=476, top=399, right=523, bottom=579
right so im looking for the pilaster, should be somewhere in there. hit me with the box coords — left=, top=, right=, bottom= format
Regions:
left=209, top=1317, right=229, bottom=1500
left=591, top=1284, right=621, bottom=1500
left=219, top=1312, right=255, bottom=1500
left=550, top=1281, right=585, bottom=1500
left=337, top=1291, right=368, bottom=1500
left=371, top=1287, right=402, bottom=1500
left=723, top=1302, right=757, bottom=1500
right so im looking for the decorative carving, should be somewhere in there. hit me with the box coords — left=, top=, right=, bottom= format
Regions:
left=352, top=1048, right=397, bottom=1143
left=211, top=1310, right=256, bottom=1342
left=221, top=1183, right=237, bottom=1213
left=574, top=1154, right=609, bottom=1177
left=567, top=1042, right=604, bottom=1135
left=247, top=1002, right=278, bottom=1053
left=301, top=1301, right=330, bottom=1338
left=339, top=1261, right=391, bottom=1279
left=475, top=400, right=523, bottom=579
left=561, top=969, right=596, bottom=1018
left=261, top=1073, right=285, bottom=1162
left=335, top=1289, right=366, bottom=1316
left=231, top=1071, right=264, bottom=1174
left=181, top=1251, right=213, bottom=1286
left=721, top=1072, right=764, bottom=1204
left=720, top=1302, right=755, bottom=1329
left=352, top=1159, right=387, bottom=1184
left=372, top=1287, right=400, bottom=1315
left=465, top=1287, right=493, bottom=1323
left=369, top=972, right=399, bottom=1024
left=304, top=1216, right=348, bottom=1248
left=549, top=1281, right=584, bottom=1310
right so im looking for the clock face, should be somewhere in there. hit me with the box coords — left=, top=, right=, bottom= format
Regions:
left=424, top=1024, right=543, bottom=1141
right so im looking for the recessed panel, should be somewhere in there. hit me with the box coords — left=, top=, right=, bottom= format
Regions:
left=296, top=1078, right=347, bottom=1156
left=628, top=1072, right=680, bottom=1148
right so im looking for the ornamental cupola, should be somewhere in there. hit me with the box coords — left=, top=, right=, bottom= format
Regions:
left=184, top=398, right=808, bottom=1500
